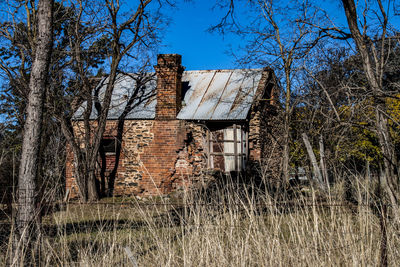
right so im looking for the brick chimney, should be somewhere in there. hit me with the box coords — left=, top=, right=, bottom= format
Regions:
left=154, top=54, right=185, bottom=120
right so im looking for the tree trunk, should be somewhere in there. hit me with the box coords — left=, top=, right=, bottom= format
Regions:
left=319, top=135, right=329, bottom=188
left=282, top=74, right=292, bottom=184
left=302, top=133, right=324, bottom=186
left=282, top=113, right=290, bottom=184
left=12, top=0, right=53, bottom=265
left=375, top=107, right=399, bottom=207
left=341, top=0, right=399, bottom=214
left=73, top=152, right=88, bottom=201
left=88, top=171, right=99, bottom=201
left=86, top=153, right=99, bottom=201
left=99, top=146, right=107, bottom=197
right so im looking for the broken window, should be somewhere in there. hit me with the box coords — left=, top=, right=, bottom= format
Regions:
left=207, top=124, right=247, bottom=172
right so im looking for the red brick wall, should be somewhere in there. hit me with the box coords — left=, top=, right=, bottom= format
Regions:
left=139, top=120, right=187, bottom=195
left=65, top=56, right=278, bottom=198
left=154, top=54, right=184, bottom=120
left=65, top=144, right=78, bottom=197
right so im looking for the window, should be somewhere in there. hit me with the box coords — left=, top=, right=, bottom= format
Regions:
left=207, top=124, right=247, bottom=172
left=101, top=138, right=117, bottom=154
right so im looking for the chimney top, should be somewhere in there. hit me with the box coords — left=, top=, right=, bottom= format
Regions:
left=156, top=54, right=182, bottom=67
left=154, top=54, right=184, bottom=120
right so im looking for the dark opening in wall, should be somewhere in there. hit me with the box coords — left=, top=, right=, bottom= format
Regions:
left=101, top=138, right=116, bottom=154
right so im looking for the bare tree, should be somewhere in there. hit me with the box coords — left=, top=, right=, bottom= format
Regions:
left=58, top=0, right=165, bottom=201
left=11, top=0, right=53, bottom=264
left=304, top=0, right=400, bottom=208
left=340, top=0, right=399, bottom=213
left=213, top=0, right=327, bottom=185
left=101, top=71, right=156, bottom=197
left=0, top=0, right=167, bottom=203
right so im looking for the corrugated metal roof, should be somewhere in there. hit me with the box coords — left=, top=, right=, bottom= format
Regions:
left=73, top=69, right=264, bottom=121
left=178, top=69, right=263, bottom=120
left=73, top=74, right=157, bottom=120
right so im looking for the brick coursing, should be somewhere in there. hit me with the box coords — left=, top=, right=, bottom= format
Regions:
left=65, top=119, right=210, bottom=198
left=65, top=55, right=279, bottom=199
left=154, top=54, right=184, bottom=120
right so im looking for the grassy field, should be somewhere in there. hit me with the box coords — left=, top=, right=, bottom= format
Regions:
left=1, top=180, right=399, bottom=266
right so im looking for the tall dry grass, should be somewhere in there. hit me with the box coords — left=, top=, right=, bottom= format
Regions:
left=1, top=175, right=399, bottom=266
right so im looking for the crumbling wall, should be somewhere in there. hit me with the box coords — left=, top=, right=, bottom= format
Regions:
left=65, top=119, right=210, bottom=198
left=171, top=122, right=208, bottom=190
left=124, top=120, right=208, bottom=196
left=65, top=114, right=278, bottom=198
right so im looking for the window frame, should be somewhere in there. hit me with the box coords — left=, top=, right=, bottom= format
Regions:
left=207, top=124, right=248, bottom=172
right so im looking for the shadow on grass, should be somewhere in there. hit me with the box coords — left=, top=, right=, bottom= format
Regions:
left=0, top=212, right=186, bottom=263
left=41, top=218, right=148, bottom=237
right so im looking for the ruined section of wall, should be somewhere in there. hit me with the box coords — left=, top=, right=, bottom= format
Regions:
left=138, top=120, right=186, bottom=195
left=172, top=122, right=208, bottom=190
left=65, top=119, right=210, bottom=198
left=118, top=120, right=208, bottom=196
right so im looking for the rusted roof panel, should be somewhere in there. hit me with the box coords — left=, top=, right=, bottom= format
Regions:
left=185, top=71, right=232, bottom=120
left=177, top=69, right=263, bottom=120
left=74, top=69, right=263, bottom=121
left=179, top=71, right=215, bottom=118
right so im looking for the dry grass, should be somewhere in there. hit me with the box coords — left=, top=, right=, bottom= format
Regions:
left=1, top=177, right=399, bottom=266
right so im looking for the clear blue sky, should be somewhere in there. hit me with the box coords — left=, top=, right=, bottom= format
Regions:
left=158, top=0, right=343, bottom=71
left=157, top=0, right=344, bottom=71
left=157, top=0, right=400, bottom=71
left=158, top=1, right=244, bottom=70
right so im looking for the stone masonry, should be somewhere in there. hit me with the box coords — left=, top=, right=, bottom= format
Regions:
left=65, top=54, right=278, bottom=198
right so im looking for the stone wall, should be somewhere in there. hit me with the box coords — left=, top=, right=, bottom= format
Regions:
left=65, top=64, right=279, bottom=199
left=65, top=119, right=209, bottom=198
left=113, top=120, right=154, bottom=195
left=65, top=113, right=279, bottom=198
left=247, top=67, right=282, bottom=181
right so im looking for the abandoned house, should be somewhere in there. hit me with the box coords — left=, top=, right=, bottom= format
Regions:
left=66, top=54, right=279, bottom=197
